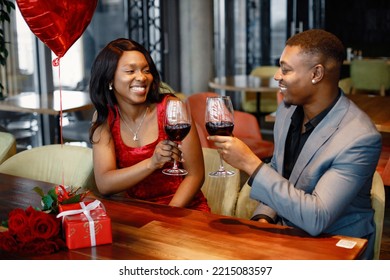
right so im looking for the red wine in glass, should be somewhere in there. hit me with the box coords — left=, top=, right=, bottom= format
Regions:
left=165, top=123, right=191, bottom=141
left=205, top=121, right=234, bottom=136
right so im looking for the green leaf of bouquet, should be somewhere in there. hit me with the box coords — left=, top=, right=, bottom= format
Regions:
left=42, top=195, right=55, bottom=210
left=32, top=186, right=45, bottom=197
left=48, top=188, right=58, bottom=201
left=62, top=194, right=83, bottom=205
left=1, top=220, right=8, bottom=228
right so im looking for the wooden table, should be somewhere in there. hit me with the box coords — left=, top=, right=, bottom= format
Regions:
left=0, top=91, right=92, bottom=115
left=0, top=173, right=367, bottom=260
left=348, top=94, right=390, bottom=133
left=0, top=91, right=93, bottom=144
left=265, top=94, right=390, bottom=133
left=209, top=75, right=279, bottom=118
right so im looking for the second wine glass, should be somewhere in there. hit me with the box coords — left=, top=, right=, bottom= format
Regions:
left=205, top=96, right=235, bottom=177
left=162, top=99, right=191, bottom=176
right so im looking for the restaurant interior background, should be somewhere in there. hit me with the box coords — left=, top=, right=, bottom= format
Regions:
left=0, top=0, right=389, bottom=150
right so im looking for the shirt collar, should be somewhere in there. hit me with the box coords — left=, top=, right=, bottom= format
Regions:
left=291, top=92, right=341, bottom=131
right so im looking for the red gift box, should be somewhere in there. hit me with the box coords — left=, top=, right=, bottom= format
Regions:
left=57, top=200, right=112, bottom=249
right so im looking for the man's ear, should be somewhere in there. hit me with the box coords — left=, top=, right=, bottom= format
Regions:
left=311, top=64, right=324, bottom=83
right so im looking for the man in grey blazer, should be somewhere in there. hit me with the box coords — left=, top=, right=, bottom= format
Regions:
left=208, top=29, right=382, bottom=259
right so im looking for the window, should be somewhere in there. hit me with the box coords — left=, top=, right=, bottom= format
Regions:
left=271, top=0, right=287, bottom=64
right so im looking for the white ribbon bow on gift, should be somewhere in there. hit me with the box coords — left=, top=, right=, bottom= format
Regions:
left=56, top=199, right=102, bottom=247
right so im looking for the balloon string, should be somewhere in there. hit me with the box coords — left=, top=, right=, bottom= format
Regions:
left=53, top=57, right=65, bottom=187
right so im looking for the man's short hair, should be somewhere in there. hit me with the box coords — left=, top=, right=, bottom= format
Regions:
left=286, top=29, right=345, bottom=65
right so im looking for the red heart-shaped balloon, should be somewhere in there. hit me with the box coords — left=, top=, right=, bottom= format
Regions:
left=16, top=0, right=98, bottom=58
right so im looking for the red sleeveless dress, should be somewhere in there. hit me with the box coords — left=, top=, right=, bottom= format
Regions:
left=108, top=95, right=210, bottom=212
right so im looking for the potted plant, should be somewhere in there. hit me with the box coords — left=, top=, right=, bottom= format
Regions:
left=0, top=0, right=15, bottom=100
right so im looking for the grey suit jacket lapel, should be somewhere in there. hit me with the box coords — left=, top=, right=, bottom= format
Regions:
left=275, top=105, right=293, bottom=172
left=288, top=95, right=350, bottom=185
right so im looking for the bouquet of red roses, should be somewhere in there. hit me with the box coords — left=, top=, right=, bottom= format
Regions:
left=0, top=185, right=89, bottom=256
left=0, top=206, right=65, bottom=255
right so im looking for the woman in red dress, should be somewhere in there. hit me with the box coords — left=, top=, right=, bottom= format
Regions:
left=89, top=38, right=210, bottom=212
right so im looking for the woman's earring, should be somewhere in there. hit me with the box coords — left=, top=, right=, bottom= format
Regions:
left=311, top=79, right=316, bottom=84
left=109, top=83, right=113, bottom=90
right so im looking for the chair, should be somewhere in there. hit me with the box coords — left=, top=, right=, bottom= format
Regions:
left=338, top=77, right=352, bottom=94
left=186, top=92, right=219, bottom=149
left=371, top=171, right=385, bottom=259
left=194, top=121, right=210, bottom=148
left=380, top=156, right=390, bottom=187
left=62, top=118, right=92, bottom=147
left=350, top=59, right=390, bottom=96
left=0, top=111, right=39, bottom=151
left=376, top=145, right=390, bottom=185
left=0, top=131, right=17, bottom=164
left=61, top=103, right=95, bottom=147
left=235, top=171, right=385, bottom=260
left=173, top=92, right=187, bottom=101
left=233, top=110, right=274, bottom=160
left=160, top=81, right=175, bottom=93
left=242, top=66, right=280, bottom=114
left=187, top=92, right=274, bottom=160
left=201, top=148, right=241, bottom=216
left=234, top=181, right=259, bottom=219
left=0, top=144, right=95, bottom=189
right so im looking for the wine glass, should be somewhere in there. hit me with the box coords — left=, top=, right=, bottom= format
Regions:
left=205, top=96, right=235, bottom=177
left=162, top=99, right=192, bottom=176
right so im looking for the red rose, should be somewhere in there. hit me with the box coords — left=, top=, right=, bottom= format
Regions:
left=25, top=206, right=36, bottom=216
left=7, top=208, right=29, bottom=234
left=18, top=240, right=39, bottom=255
left=28, top=209, right=60, bottom=240
left=52, top=236, right=67, bottom=251
left=35, top=240, right=59, bottom=255
left=14, top=224, right=34, bottom=243
left=20, top=239, right=60, bottom=255
left=0, top=231, right=18, bottom=253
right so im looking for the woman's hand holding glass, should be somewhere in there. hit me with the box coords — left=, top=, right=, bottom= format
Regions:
left=149, top=140, right=181, bottom=170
